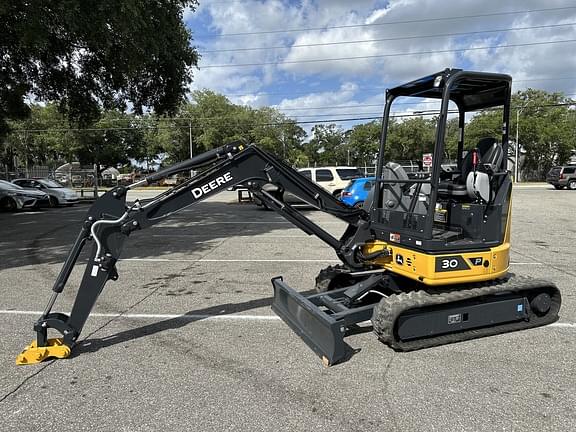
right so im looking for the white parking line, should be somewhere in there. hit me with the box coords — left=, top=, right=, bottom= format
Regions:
left=0, top=310, right=280, bottom=321
left=121, top=258, right=340, bottom=263
left=153, top=221, right=344, bottom=225
left=549, top=322, right=576, bottom=328
left=151, top=234, right=312, bottom=238
left=0, top=310, right=574, bottom=329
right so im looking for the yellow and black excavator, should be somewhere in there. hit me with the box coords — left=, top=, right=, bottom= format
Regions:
left=17, top=69, right=561, bottom=366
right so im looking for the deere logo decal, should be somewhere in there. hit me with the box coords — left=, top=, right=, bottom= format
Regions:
left=191, top=172, right=233, bottom=199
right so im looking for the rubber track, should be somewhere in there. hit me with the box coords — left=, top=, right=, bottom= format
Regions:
left=315, top=264, right=353, bottom=292
left=371, top=276, right=562, bottom=351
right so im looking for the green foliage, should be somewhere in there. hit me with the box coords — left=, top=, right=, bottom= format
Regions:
left=386, top=117, right=436, bottom=161
left=3, top=103, right=69, bottom=167
left=160, top=91, right=306, bottom=166
left=305, top=124, right=347, bottom=166
left=464, top=111, right=502, bottom=146
left=346, top=121, right=381, bottom=166
left=444, top=117, right=460, bottom=159
left=464, top=89, right=576, bottom=178
left=73, top=111, right=147, bottom=171
left=512, top=90, right=575, bottom=178
left=0, top=0, right=198, bottom=137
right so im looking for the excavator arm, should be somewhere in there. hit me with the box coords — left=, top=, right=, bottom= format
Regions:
left=17, top=142, right=371, bottom=365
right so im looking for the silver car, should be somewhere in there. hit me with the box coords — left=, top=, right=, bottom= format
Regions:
left=12, top=178, right=79, bottom=207
left=0, top=180, right=49, bottom=211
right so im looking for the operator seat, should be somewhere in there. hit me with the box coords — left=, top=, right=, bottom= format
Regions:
left=465, top=138, right=504, bottom=202
left=380, top=162, right=411, bottom=212
left=438, top=137, right=501, bottom=199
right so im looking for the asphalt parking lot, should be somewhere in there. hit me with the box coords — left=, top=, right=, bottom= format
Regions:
left=0, top=185, right=575, bottom=432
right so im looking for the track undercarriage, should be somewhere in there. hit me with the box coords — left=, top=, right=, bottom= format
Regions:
left=272, top=266, right=561, bottom=366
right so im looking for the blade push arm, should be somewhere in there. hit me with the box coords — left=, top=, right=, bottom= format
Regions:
left=17, top=143, right=369, bottom=364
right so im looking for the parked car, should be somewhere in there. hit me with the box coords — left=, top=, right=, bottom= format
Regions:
left=296, top=166, right=363, bottom=197
left=0, top=180, right=49, bottom=211
left=546, top=165, right=576, bottom=190
left=12, top=178, right=79, bottom=206
left=253, top=166, right=364, bottom=209
left=160, top=174, right=187, bottom=186
left=340, top=177, right=375, bottom=208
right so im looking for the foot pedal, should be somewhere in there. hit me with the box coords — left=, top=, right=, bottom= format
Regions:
left=16, top=338, right=71, bottom=365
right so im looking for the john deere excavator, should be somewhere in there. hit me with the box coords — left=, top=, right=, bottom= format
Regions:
left=17, top=69, right=561, bottom=366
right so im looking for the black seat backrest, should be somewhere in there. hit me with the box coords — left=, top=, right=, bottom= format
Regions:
left=480, top=141, right=504, bottom=171
left=460, top=137, right=498, bottom=180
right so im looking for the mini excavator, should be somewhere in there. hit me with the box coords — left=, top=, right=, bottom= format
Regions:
left=17, top=69, right=561, bottom=366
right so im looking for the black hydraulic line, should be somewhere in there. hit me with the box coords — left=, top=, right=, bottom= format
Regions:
left=51, top=225, right=91, bottom=294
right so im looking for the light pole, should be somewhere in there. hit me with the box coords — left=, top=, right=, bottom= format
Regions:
left=188, top=119, right=194, bottom=177
left=515, top=109, right=520, bottom=183
left=514, top=100, right=533, bottom=183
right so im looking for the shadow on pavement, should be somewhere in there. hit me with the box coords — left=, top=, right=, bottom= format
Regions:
left=74, top=288, right=368, bottom=365
left=75, top=295, right=284, bottom=355
left=0, top=200, right=311, bottom=271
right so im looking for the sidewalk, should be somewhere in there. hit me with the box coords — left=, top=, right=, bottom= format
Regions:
left=513, top=182, right=550, bottom=188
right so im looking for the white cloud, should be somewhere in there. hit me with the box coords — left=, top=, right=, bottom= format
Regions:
left=186, top=0, right=576, bottom=125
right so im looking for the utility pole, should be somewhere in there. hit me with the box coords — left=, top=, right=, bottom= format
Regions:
left=189, top=119, right=194, bottom=178
left=514, top=100, right=533, bottom=183
left=515, top=109, right=520, bottom=183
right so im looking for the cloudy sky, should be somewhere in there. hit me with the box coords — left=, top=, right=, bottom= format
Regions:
left=184, top=0, right=576, bottom=126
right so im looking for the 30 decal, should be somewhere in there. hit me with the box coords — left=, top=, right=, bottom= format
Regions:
left=434, top=256, right=471, bottom=272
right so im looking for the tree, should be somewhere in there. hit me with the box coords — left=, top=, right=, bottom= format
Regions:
left=465, top=89, right=575, bottom=179
left=513, top=90, right=575, bottom=179
left=1, top=0, right=199, bottom=138
left=444, top=117, right=460, bottom=159
left=347, top=121, right=381, bottom=167
left=73, top=110, right=146, bottom=171
left=464, top=110, right=502, bottom=147
left=162, top=92, right=307, bottom=165
left=305, top=124, right=347, bottom=166
left=250, top=107, right=306, bottom=162
left=386, top=117, right=436, bottom=161
left=2, top=103, right=71, bottom=169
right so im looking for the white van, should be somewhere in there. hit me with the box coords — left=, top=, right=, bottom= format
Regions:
left=254, top=166, right=362, bottom=208
left=296, top=167, right=362, bottom=196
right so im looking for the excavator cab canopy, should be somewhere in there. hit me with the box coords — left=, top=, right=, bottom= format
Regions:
left=371, top=69, right=512, bottom=251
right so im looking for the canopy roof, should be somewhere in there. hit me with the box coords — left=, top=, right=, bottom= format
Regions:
left=388, top=68, right=512, bottom=111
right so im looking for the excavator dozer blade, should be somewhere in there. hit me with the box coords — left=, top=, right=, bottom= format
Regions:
left=16, top=338, right=71, bottom=365
left=271, top=277, right=348, bottom=366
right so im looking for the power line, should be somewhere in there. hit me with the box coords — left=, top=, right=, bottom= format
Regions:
left=204, top=77, right=576, bottom=98
left=201, top=38, right=576, bottom=68
left=13, top=103, right=575, bottom=134
left=276, top=103, right=385, bottom=111
left=275, top=92, right=576, bottom=111
left=200, top=22, right=576, bottom=53
left=195, top=6, right=576, bottom=38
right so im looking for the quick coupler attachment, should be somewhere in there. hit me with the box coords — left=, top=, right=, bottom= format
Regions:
left=16, top=338, right=71, bottom=365
left=16, top=313, right=76, bottom=366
